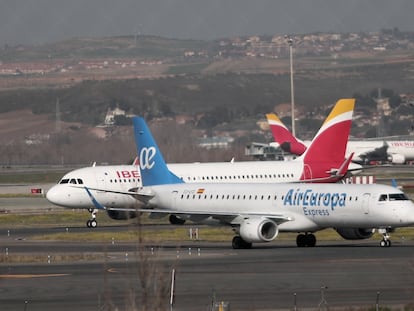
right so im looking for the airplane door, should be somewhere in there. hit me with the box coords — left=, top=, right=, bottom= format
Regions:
left=172, top=190, right=179, bottom=209
left=362, top=193, right=370, bottom=215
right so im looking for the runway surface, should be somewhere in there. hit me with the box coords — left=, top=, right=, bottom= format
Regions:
left=1, top=167, right=414, bottom=310
left=1, top=225, right=414, bottom=311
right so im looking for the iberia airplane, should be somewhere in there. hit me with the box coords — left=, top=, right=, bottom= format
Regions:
left=89, top=116, right=414, bottom=249
left=47, top=99, right=358, bottom=228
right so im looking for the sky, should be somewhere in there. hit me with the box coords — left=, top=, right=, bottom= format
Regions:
left=1, top=0, right=414, bottom=46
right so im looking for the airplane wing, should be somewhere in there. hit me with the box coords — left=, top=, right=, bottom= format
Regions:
left=81, top=186, right=154, bottom=205
left=106, top=206, right=293, bottom=225
left=83, top=187, right=293, bottom=226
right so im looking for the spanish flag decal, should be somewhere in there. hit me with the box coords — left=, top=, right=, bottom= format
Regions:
left=197, top=188, right=205, bottom=194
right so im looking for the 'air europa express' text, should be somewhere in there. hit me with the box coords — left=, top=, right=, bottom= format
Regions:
left=283, top=188, right=347, bottom=216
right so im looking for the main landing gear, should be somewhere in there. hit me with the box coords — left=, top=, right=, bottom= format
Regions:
left=379, top=229, right=392, bottom=247
left=296, top=233, right=316, bottom=247
left=232, top=236, right=252, bottom=249
left=86, top=208, right=98, bottom=228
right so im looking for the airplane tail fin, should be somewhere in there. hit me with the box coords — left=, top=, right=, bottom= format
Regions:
left=300, top=98, right=355, bottom=181
left=266, top=113, right=307, bottom=155
left=133, top=117, right=183, bottom=186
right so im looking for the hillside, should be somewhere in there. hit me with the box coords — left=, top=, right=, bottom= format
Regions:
left=1, top=33, right=414, bottom=165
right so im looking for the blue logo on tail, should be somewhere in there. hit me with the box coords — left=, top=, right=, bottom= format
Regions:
left=133, top=117, right=183, bottom=186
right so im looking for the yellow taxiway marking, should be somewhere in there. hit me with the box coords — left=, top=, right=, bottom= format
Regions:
left=0, top=274, right=69, bottom=279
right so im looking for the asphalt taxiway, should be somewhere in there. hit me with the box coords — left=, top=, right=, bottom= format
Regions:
left=1, top=225, right=414, bottom=311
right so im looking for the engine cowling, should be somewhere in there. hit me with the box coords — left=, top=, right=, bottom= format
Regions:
left=106, top=210, right=138, bottom=220
left=239, top=217, right=278, bottom=243
left=335, top=228, right=374, bottom=240
left=388, top=153, right=405, bottom=164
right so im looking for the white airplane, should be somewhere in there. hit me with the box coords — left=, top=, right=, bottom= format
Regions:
left=46, top=99, right=358, bottom=227
left=267, top=112, right=414, bottom=164
left=93, top=116, right=414, bottom=249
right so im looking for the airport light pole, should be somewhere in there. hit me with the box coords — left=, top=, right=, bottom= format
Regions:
left=286, top=35, right=296, bottom=137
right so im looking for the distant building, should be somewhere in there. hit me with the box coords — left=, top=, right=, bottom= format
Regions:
left=198, top=136, right=234, bottom=149
left=104, top=107, right=126, bottom=126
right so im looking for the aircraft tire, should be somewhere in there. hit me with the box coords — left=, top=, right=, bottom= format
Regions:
left=380, top=239, right=391, bottom=247
left=306, top=234, right=316, bottom=247
left=296, top=234, right=316, bottom=247
left=90, top=219, right=98, bottom=228
left=86, top=220, right=91, bottom=228
left=296, top=234, right=306, bottom=247
left=232, top=236, right=252, bottom=249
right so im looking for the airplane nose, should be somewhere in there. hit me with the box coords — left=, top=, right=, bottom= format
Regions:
left=46, top=186, right=61, bottom=205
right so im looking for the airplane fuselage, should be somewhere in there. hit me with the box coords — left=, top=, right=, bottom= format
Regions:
left=145, top=182, right=414, bottom=232
left=46, top=161, right=308, bottom=209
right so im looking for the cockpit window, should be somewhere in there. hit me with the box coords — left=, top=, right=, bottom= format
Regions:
left=59, top=179, right=69, bottom=184
left=389, top=193, right=409, bottom=201
left=379, top=194, right=388, bottom=201
left=379, top=193, right=409, bottom=201
left=70, top=179, right=77, bottom=184
left=77, top=179, right=83, bottom=184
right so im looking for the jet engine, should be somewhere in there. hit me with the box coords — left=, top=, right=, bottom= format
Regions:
left=335, top=228, right=374, bottom=240
left=106, top=210, right=138, bottom=220
left=388, top=153, right=405, bottom=164
left=239, top=217, right=278, bottom=243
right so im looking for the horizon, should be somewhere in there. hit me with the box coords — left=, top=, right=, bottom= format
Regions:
left=2, top=0, right=414, bottom=46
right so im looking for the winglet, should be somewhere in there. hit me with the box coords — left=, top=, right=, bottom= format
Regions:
left=266, top=113, right=307, bottom=155
left=336, top=152, right=354, bottom=177
left=133, top=117, right=184, bottom=186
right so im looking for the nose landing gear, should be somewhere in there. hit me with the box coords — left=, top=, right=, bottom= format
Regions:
left=379, top=229, right=392, bottom=247
left=87, top=208, right=98, bottom=228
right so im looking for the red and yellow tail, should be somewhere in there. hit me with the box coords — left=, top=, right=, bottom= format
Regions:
left=300, top=98, right=355, bottom=181
left=266, top=113, right=307, bottom=155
